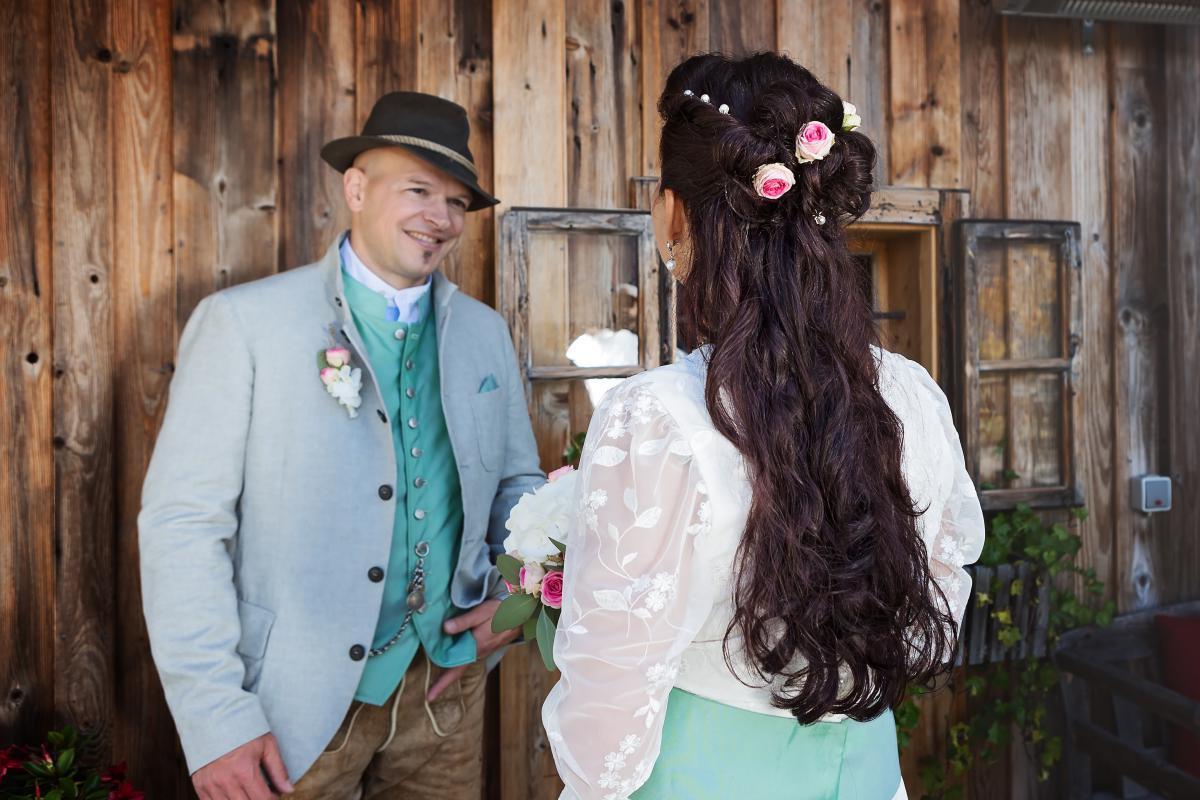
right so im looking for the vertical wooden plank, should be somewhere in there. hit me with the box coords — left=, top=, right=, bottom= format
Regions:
left=960, top=0, right=1005, bottom=217
left=776, top=0, right=853, bottom=93
left=565, top=0, right=641, bottom=412
left=567, top=0, right=640, bottom=208
left=1163, top=25, right=1200, bottom=607
left=277, top=0, right=356, bottom=269
left=709, top=0, right=773, bottom=56
left=1003, top=18, right=1072, bottom=219
left=0, top=0, right=55, bottom=746
left=640, top=0, right=709, bottom=177
left=493, top=4, right=566, bottom=796
left=1111, top=24, right=1168, bottom=613
left=355, top=0, right=418, bottom=127
left=172, top=0, right=278, bottom=321
left=51, top=0, right=116, bottom=764
left=110, top=0, right=189, bottom=791
left=417, top=0, right=496, bottom=305
left=1071, top=22, right=1116, bottom=607
left=888, top=0, right=961, bottom=188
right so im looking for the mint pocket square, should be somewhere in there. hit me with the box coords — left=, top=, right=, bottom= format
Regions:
left=478, top=374, right=499, bottom=393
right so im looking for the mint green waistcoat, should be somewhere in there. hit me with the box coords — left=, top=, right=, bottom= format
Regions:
left=342, top=270, right=476, bottom=705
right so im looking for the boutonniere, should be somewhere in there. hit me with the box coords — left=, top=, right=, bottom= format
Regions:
left=318, top=346, right=363, bottom=418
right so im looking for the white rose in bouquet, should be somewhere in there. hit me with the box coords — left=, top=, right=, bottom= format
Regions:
left=502, top=467, right=576, bottom=562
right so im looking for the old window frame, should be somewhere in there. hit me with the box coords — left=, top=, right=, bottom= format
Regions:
left=497, top=206, right=672, bottom=399
left=956, top=220, right=1084, bottom=511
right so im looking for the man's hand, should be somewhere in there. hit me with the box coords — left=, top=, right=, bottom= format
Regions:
left=427, top=599, right=519, bottom=702
left=192, top=732, right=294, bottom=800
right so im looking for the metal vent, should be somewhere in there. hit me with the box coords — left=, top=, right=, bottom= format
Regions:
left=1000, top=0, right=1200, bottom=23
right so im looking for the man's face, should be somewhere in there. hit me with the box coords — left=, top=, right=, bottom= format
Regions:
left=343, top=147, right=472, bottom=289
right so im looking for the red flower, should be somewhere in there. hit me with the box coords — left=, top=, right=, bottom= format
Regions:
left=101, top=762, right=128, bottom=784
left=108, top=780, right=144, bottom=800
left=0, top=745, right=25, bottom=781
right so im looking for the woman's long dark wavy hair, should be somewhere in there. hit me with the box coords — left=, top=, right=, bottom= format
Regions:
left=658, top=52, right=955, bottom=723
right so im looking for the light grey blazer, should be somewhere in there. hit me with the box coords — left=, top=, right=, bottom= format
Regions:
left=138, top=236, right=544, bottom=779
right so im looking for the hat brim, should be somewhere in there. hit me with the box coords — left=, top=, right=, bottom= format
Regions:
left=320, top=135, right=499, bottom=211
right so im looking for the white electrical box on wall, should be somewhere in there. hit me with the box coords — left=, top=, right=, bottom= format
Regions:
left=1131, top=475, right=1172, bottom=513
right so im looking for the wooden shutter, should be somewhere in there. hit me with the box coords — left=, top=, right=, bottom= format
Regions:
left=957, top=220, right=1084, bottom=510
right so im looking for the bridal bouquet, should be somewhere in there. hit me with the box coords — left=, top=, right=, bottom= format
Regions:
left=491, top=465, right=577, bottom=671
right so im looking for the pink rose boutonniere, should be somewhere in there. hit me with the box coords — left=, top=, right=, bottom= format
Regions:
left=318, top=346, right=363, bottom=418
left=492, top=465, right=578, bottom=671
left=751, top=163, right=796, bottom=200
left=796, top=120, right=835, bottom=163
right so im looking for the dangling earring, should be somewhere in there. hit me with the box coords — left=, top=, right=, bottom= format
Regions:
left=665, top=240, right=677, bottom=271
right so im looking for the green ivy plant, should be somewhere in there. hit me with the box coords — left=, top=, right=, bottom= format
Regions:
left=896, top=502, right=1115, bottom=800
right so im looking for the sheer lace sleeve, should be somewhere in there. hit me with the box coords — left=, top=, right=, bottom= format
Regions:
left=908, top=361, right=985, bottom=628
left=543, top=382, right=714, bottom=800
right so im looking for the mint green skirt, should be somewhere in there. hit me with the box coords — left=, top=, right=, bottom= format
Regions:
left=630, top=689, right=902, bottom=799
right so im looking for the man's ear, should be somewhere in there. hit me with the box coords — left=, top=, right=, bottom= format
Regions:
left=343, top=167, right=367, bottom=213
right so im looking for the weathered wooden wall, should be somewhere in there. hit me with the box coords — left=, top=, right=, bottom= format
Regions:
left=2, top=1, right=1197, bottom=798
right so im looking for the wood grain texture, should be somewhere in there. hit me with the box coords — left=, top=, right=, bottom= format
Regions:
left=959, top=0, right=1005, bottom=217
left=888, top=0, right=961, bottom=188
left=1110, top=24, right=1168, bottom=614
left=355, top=0, right=418, bottom=127
left=492, top=4, right=566, bottom=795
left=416, top=0, right=495, bottom=304
left=1003, top=17, right=1072, bottom=219
left=1162, top=25, right=1200, bottom=607
left=1069, top=21, right=1116, bottom=607
left=640, top=0, right=709, bottom=176
left=172, top=0, right=278, bottom=321
left=50, top=0, right=116, bottom=764
left=0, top=0, right=55, bottom=746
left=110, top=0, right=188, bottom=791
left=709, top=0, right=772, bottom=56
left=277, top=0, right=356, bottom=269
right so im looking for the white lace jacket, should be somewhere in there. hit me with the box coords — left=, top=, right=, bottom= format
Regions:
left=541, top=346, right=985, bottom=800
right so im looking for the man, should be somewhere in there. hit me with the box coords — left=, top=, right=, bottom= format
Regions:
left=139, top=92, right=543, bottom=799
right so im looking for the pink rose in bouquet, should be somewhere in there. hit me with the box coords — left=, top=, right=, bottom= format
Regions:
left=492, top=466, right=578, bottom=670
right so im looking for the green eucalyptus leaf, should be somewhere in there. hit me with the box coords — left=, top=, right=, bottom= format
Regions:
left=549, top=537, right=567, bottom=554
left=535, top=608, right=558, bottom=672
left=496, top=553, right=523, bottom=586
left=491, top=592, right=537, bottom=633
left=522, top=615, right=539, bottom=642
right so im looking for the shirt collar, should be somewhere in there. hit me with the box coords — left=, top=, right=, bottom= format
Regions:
left=339, top=236, right=431, bottom=324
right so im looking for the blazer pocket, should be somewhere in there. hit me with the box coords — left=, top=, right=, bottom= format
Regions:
left=469, top=390, right=505, bottom=472
left=236, top=598, right=276, bottom=661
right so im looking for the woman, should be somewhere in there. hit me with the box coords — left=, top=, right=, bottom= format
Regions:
left=541, top=53, right=984, bottom=799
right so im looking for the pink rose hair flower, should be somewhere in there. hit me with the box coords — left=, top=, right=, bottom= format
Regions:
left=751, top=163, right=795, bottom=200
left=319, top=367, right=340, bottom=386
left=541, top=570, right=564, bottom=609
left=796, top=120, right=835, bottom=163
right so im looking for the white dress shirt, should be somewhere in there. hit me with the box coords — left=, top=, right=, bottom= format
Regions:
left=340, top=236, right=431, bottom=323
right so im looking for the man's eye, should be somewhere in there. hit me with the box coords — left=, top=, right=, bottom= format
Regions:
left=409, top=187, right=427, bottom=195
left=450, top=199, right=468, bottom=210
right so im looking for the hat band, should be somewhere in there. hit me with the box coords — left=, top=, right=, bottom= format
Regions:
left=376, top=134, right=478, bottom=178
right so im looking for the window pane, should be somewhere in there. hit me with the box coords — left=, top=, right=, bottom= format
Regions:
left=977, top=371, right=1065, bottom=490
left=978, top=374, right=1008, bottom=489
left=1007, top=241, right=1063, bottom=359
left=527, top=232, right=641, bottom=368
left=974, top=238, right=1065, bottom=361
left=975, top=239, right=1010, bottom=361
left=1009, top=372, right=1064, bottom=488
